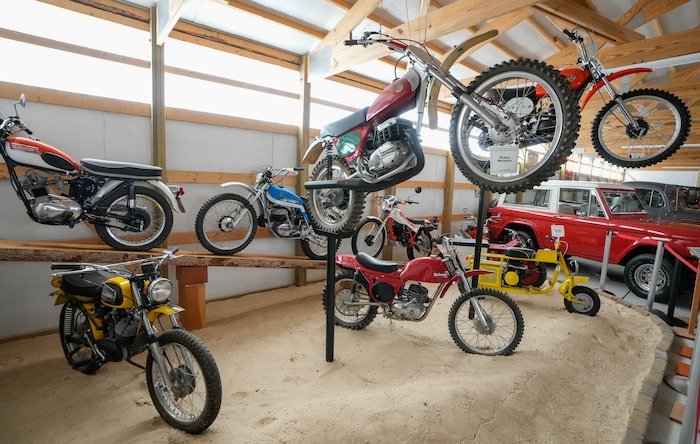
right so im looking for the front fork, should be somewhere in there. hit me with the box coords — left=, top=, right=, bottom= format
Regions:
left=599, top=76, right=642, bottom=133
left=458, top=273, right=494, bottom=334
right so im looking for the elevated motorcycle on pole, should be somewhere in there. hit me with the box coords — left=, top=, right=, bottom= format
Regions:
left=351, top=186, right=438, bottom=260
left=50, top=249, right=222, bottom=433
left=325, top=236, right=525, bottom=356
left=0, top=94, right=184, bottom=251
left=561, top=27, right=691, bottom=168
left=195, top=165, right=334, bottom=259
left=303, top=29, right=581, bottom=234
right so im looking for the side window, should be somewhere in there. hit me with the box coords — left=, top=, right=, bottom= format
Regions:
left=503, top=189, right=550, bottom=207
left=635, top=189, right=654, bottom=207
left=557, top=188, right=590, bottom=215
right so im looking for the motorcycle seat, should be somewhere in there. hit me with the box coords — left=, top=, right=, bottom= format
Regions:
left=320, top=107, right=368, bottom=138
left=60, top=270, right=114, bottom=300
left=356, top=252, right=399, bottom=273
left=504, top=247, right=536, bottom=259
left=81, top=158, right=163, bottom=180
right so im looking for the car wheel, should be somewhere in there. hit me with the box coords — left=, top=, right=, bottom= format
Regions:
left=515, top=229, right=537, bottom=250
left=623, top=253, right=672, bottom=303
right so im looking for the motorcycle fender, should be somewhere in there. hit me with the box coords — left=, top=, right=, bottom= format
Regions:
left=426, top=29, right=499, bottom=129
left=90, top=180, right=184, bottom=213
left=580, top=67, right=654, bottom=109
left=302, top=138, right=326, bottom=164
left=336, top=254, right=360, bottom=269
left=147, top=305, right=184, bottom=323
left=145, top=180, right=185, bottom=213
left=218, top=181, right=257, bottom=194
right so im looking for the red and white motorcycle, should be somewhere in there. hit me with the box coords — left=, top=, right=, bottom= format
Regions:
left=0, top=94, right=184, bottom=250
left=303, top=30, right=581, bottom=234
left=351, top=186, right=438, bottom=260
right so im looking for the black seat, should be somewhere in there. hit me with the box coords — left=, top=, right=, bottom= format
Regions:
left=505, top=247, right=535, bottom=259
left=81, top=158, right=163, bottom=180
left=320, top=107, right=368, bottom=138
left=356, top=252, right=399, bottom=273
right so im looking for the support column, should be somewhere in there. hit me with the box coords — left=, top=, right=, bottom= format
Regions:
left=176, top=266, right=208, bottom=330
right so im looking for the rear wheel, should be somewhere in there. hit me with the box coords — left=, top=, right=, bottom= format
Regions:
left=299, top=234, right=339, bottom=260
left=351, top=218, right=386, bottom=258
left=195, top=193, right=257, bottom=255
left=448, top=288, right=524, bottom=356
left=146, top=329, right=222, bottom=434
left=563, top=285, right=601, bottom=316
left=305, top=155, right=365, bottom=235
left=94, top=186, right=173, bottom=251
left=322, top=269, right=377, bottom=330
left=592, top=89, right=691, bottom=168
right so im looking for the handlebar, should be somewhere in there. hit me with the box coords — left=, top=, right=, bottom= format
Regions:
left=563, top=29, right=583, bottom=43
left=50, top=248, right=182, bottom=277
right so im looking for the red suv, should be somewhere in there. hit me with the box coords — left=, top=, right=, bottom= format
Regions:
left=487, top=180, right=700, bottom=302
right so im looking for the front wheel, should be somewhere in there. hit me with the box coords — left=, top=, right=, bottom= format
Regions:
left=623, top=253, right=672, bottom=303
left=563, top=285, right=601, bottom=316
left=305, top=155, right=365, bottom=235
left=194, top=193, right=257, bottom=255
left=351, top=218, right=386, bottom=258
left=146, top=329, right=222, bottom=434
left=407, top=229, right=433, bottom=260
left=299, top=233, right=340, bottom=260
left=592, top=89, right=691, bottom=168
left=94, top=185, right=173, bottom=251
left=448, top=288, right=524, bottom=356
left=322, top=269, right=378, bottom=330
left=450, top=59, right=580, bottom=193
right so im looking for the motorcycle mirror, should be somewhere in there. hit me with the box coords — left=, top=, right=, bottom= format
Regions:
left=14, top=94, right=26, bottom=115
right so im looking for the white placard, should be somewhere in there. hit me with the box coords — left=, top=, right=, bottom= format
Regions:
left=551, top=224, right=565, bottom=238
left=489, top=145, right=519, bottom=174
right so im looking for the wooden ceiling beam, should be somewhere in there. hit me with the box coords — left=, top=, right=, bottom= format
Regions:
left=617, top=0, right=691, bottom=27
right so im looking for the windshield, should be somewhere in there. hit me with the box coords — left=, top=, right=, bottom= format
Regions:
left=602, top=189, right=646, bottom=214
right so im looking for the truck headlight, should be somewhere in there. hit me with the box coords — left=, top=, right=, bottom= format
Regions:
left=147, top=278, right=173, bottom=303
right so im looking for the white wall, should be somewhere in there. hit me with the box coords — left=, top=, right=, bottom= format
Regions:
left=623, top=169, right=699, bottom=187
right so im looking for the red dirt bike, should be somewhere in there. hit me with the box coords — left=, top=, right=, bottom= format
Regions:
left=303, top=29, right=580, bottom=234
left=561, top=27, right=691, bottom=168
left=324, top=236, right=525, bottom=356
left=351, top=186, right=438, bottom=260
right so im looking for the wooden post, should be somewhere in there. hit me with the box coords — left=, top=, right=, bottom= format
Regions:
left=175, top=266, right=208, bottom=330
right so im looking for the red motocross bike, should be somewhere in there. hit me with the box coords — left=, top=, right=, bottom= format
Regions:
left=351, top=186, right=438, bottom=260
left=325, top=236, right=525, bottom=356
left=560, top=27, right=691, bottom=168
left=303, top=30, right=580, bottom=234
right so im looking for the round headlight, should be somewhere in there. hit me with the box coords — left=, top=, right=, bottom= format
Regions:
left=147, top=278, right=173, bottom=303
left=255, top=172, right=264, bottom=184
left=379, top=199, right=391, bottom=212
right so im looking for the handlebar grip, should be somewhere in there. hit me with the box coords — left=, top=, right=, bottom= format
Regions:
left=51, top=263, right=85, bottom=270
left=169, top=247, right=179, bottom=255
left=293, top=167, right=304, bottom=171
left=344, top=39, right=360, bottom=46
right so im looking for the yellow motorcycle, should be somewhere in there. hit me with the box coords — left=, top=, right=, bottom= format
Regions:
left=50, top=248, right=222, bottom=433
left=467, top=234, right=601, bottom=316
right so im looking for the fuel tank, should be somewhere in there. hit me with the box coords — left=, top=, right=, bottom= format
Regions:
left=366, top=68, right=420, bottom=122
left=266, top=185, right=304, bottom=210
left=6, top=136, right=79, bottom=172
left=399, top=256, right=452, bottom=283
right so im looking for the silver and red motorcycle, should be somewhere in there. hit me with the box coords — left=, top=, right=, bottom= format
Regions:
left=0, top=94, right=184, bottom=251
left=303, top=30, right=580, bottom=234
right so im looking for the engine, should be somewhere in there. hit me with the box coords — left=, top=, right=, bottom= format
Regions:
left=357, top=118, right=417, bottom=180
left=268, top=205, right=303, bottom=238
left=390, top=283, right=430, bottom=320
left=19, top=171, right=82, bottom=223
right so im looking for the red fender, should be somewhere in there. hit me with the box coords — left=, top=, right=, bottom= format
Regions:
left=580, top=67, right=654, bottom=109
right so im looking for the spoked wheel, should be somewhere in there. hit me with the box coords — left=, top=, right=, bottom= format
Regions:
left=450, top=59, right=580, bottom=193
left=194, top=193, right=257, bottom=255
left=351, top=218, right=386, bottom=258
left=448, top=288, right=524, bottom=356
left=299, top=233, right=340, bottom=260
left=322, top=269, right=378, bottom=330
left=592, top=89, right=691, bottom=168
left=146, top=329, right=222, bottom=434
left=407, top=229, right=433, bottom=260
left=59, top=301, right=102, bottom=374
left=305, top=155, right=365, bottom=235
left=563, top=285, right=601, bottom=316
left=94, top=186, right=173, bottom=251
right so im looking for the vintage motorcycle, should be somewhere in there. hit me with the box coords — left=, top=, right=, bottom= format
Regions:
left=302, top=29, right=581, bottom=234
left=195, top=165, right=333, bottom=259
left=351, top=186, right=438, bottom=260
left=0, top=94, right=184, bottom=251
left=561, top=27, right=691, bottom=168
left=325, top=236, right=525, bottom=356
left=50, top=248, right=222, bottom=433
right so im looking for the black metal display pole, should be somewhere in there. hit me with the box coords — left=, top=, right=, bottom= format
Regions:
left=324, top=233, right=338, bottom=362
left=660, top=258, right=687, bottom=327
left=471, top=188, right=486, bottom=287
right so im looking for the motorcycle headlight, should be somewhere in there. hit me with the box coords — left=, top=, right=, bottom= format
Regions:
left=379, top=199, right=391, bottom=212
left=255, top=172, right=264, bottom=185
left=147, top=278, right=173, bottom=303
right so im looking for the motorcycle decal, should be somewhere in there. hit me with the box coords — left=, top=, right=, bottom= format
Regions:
left=267, top=185, right=304, bottom=209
